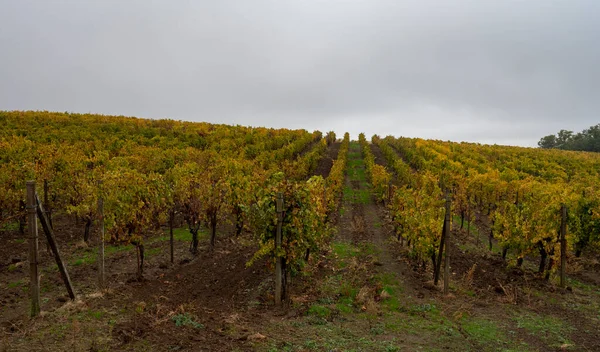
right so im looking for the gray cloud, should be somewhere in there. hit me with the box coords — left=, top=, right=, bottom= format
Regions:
left=1, top=0, right=599, bottom=146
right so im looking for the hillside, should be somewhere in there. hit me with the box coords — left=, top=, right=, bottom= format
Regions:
left=1, top=111, right=599, bottom=351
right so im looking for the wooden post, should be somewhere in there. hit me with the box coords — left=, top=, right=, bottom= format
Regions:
left=169, top=210, right=174, bottom=264
left=275, top=192, right=284, bottom=306
left=434, top=191, right=451, bottom=286
left=27, top=181, right=41, bottom=317
left=97, top=182, right=105, bottom=290
left=36, top=195, right=76, bottom=300
left=43, top=179, right=52, bottom=229
left=444, top=194, right=451, bottom=295
left=434, top=215, right=446, bottom=285
left=467, top=207, right=472, bottom=238
left=560, top=204, right=567, bottom=288
left=42, top=179, right=51, bottom=254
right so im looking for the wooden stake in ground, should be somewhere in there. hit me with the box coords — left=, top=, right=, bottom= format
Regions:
left=434, top=191, right=451, bottom=286
left=444, top=194, right=451, bottom=295
left=434, top=215, right=446, bottom=285
left=43, top=179, right=52, bottom=228
left=560, top=204, right=567, bottom=288
left=169, top=210, right=175, bottom=264
left=98, top=181, right=105, bottom=289
left=275, top=192, right=284, bottom=306
left=27, top=181, right=41, bottom=317
left=35, top=194, right=76, bottom=300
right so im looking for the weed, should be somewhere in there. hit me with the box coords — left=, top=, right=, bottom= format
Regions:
left=317, top=297, right=334, bottom=305
left=380, top=288, right=400, bottom=311
left=7, top=264, right=20, bottom=272
left=399, top=303, right=439, bottom=316
left=1, top=222, right=19, bottom=231
left=332, top=242, right=359, bottom=260
left=463, top=264, right=477, bottom=287
left=307, top=304, right=330, bottom=318
left=375, top=272, right=399, bottom=287
left=370, top=324, right=385, bottom=335
left=87, top=310, right=105, bottom=320
left=7, top=280, right=23, bottom=288
left=336, top=297, right=354, bottom=313
left=384, top=343, right=401, bottom=352
left=303, top=339, right=318, bottom=349
left=306, top=316, right=328, bottom=326
left=339, top=282, right=359, bottom=300
left=172, top=313, right=204, bottom=329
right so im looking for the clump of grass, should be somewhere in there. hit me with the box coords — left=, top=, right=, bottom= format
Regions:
left=332, top=242, right=359, bottom=260
left=307, top=304, right=330, bottom=318
left=7, top=280, right=24, bottom=288
left=336, top=297, right=354, bottom=313
left=1, top=222, right=20, bottom=231
left=172, top=313, right=204, bottom=329
left=87, top=310, right=105, bottom=320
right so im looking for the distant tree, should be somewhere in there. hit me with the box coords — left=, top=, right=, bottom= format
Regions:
left=556, top=130, right=574, bottom=147
left=538, top=135, right=558, bottom=149
left=538, top=124, right=600, bottom=152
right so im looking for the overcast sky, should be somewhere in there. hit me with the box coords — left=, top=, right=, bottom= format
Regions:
left=1, top=1, right=599, bottom=146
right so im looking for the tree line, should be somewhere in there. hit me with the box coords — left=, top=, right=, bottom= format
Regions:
left=538, top=124, right=600, bottom=152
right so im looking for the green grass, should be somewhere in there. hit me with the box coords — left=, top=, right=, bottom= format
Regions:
left=372, top=272, right=403, bottom=311
left=452, top=215, right=479, bottom=235
left=567, top=277, right=600, bottom=295
left=7, top=279, right=24, bottom=288
left=513, top=312, right=574, bottom=347
left=336, top=296, right=355, bottom=313
left=332, top=242, right=360, bottom=260
left=343, top=141, right=372, bottom=205
left=1, top=221, right=20, bottom=231
left=150, top=227, right=206, bottom=244
left=339, top=281, right=359, bottom=300
left=86, top=310, right=105, bottom=320
left=7, top=263, right=21, bottom=272
left=462, top=318, right=509, bottom=347
left=307, top=304, right=331, bottom=318
left=343, top=186, right=371, bottom=204
left=70, top=244, right=128, bottom=267
left=374, top=272, right=399, bottom=287
left=381, top=289, right=400, bottom=311
left=172, top=313, right=204, bottom=329
left=359, top=242, right=378, bottom=256
left=145, top=247, right=161, bottom=257
left=68, top=227, right=203, bottom=267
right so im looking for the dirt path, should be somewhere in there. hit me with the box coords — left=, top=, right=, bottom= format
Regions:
left=340, top=142, right=431, bottom=299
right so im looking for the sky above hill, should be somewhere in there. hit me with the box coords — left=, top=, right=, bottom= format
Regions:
left=1, top=1, right=599, bottom=146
